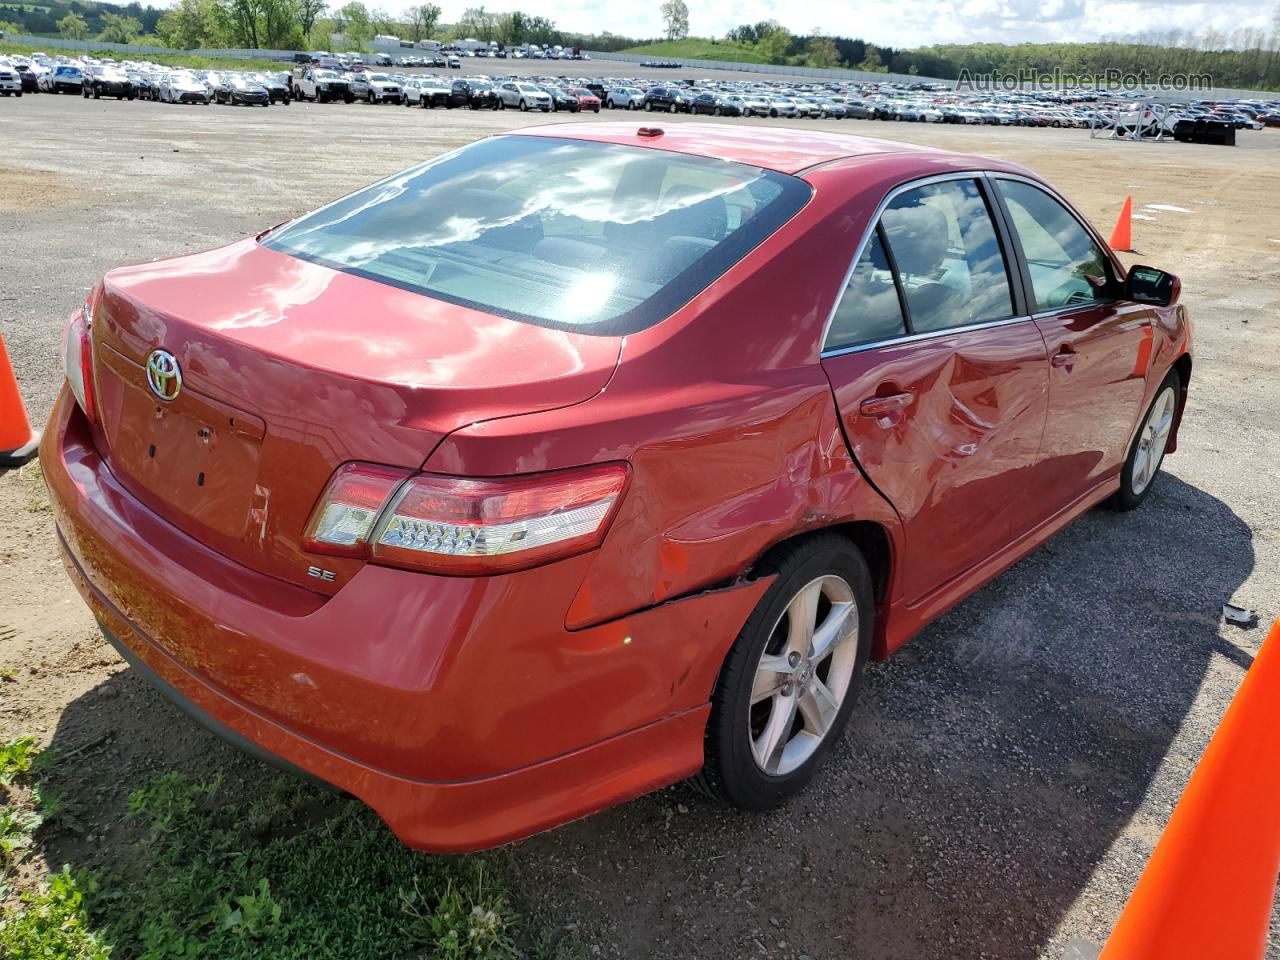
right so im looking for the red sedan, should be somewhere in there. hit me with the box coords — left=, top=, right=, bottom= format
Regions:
left=566, top=86, right=602, bottom=112
left=43, top=124, right=1192, bottom=851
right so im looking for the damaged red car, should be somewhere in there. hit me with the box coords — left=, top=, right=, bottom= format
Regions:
left=43, top=123, right=1192, bottom=851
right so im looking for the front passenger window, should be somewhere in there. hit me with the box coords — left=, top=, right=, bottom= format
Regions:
left=996, top=179, right=1114, bottom=310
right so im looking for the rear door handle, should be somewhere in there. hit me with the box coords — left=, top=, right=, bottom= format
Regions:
left=859, top=392, right=914, bottom=417
left=1051, top=348, right=1077, bottom=368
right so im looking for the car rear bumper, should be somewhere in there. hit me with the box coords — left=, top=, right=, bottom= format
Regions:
left=42, top=389, right=766, bottom=850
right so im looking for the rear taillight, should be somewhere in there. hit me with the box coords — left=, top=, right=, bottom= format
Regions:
left=301, top=463, right=409, bottom=557
left=62, top=300, right=97, bottom=424
left=303, top=463, right=628, bottom=576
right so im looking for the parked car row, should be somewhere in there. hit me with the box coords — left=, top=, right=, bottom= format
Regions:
left=4, top=50, right=1278, bottom=134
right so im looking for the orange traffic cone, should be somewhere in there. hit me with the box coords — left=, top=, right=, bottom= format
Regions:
left=1109, top=195, right=1135, bottom=252
left=0, top=335, right=39, bottom=468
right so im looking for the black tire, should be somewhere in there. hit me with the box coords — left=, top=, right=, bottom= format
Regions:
left=519, top=99, right=527, bottom=111
left=694, top=533, right=874, bottom=811
left=1107, top=369, right=1181, bottom=512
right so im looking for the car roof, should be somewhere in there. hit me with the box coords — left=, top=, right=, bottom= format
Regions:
left=512, top=121, right=959, bottom=175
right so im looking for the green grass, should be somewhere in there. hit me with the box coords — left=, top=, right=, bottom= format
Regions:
left=0, top=41, right=290, bottom=73
left=619, top=38, right=772, bottom=65
left=0, top=739, right=572, bottom=960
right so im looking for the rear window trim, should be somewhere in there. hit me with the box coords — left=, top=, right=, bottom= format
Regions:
left=260, top=135, right=814, bottom=338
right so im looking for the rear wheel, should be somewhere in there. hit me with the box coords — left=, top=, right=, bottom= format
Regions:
left=695, top=534, right=873, bottom=810
left=1108, top=370, right=1180, bottom=511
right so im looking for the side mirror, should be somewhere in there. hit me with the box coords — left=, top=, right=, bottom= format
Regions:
left=1125, top=265, right=1181, bottom=306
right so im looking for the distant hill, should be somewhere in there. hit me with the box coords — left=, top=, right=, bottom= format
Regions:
left=619, top=39, right=771, bottom=65
left=0, top=0, right=163, bottom=37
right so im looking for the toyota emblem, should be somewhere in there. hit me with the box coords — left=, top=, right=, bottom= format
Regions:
left=145, top=349, right=183, bottom=402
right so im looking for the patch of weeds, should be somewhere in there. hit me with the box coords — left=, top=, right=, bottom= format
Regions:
left=0, top=805, right=42, bottom=867
left=399, top=863, right=518, bottom=959
left=3, top=765, right=569, bottom=960
left=0, top=866, right=110, bottom=960
left=31, top=783, right=84, bottom=836
left=0, top=737, right=38, bottom=786
left=127, top=770, right=220, bottom=836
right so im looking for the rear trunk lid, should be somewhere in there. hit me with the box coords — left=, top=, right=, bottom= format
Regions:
left=90, top=238, right=621, bottom=593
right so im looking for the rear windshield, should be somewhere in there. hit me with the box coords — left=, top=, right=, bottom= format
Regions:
left=262, top=135, right=809, bottom=335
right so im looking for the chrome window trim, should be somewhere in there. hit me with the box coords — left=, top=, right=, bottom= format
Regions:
left=821, top=313, right=1034, bottom=359
left=818, top=170, right=1020, bottom=356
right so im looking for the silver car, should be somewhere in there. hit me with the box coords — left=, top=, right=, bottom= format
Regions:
left=496, top=81, right=552, bottom=111
left=351, top=72, right=402, bottom=103
left=606, top=86, right=645, bottom=110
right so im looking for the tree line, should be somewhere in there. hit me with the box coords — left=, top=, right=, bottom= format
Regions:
left=638, top=15, right=1280, bottom=91
left=0, top=0, right=638, bottom=53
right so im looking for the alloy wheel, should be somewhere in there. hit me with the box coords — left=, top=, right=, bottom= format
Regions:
left=749, top=575, right=859, bottom=776
left=1131, top=385, right=1176, bottom=495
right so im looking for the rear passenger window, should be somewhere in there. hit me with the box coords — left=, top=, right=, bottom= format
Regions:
left=826, top=228, right=907, bottom=350
left=996, top=179, right=1115, bottom=310
left=880, top=179, right=1015, bottom=333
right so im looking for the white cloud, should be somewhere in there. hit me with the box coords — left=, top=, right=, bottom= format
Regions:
left=406, top=0, right=1277, bottom=49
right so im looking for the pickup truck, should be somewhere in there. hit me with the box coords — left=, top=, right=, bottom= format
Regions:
left=293, top=67, right=354, bottom=103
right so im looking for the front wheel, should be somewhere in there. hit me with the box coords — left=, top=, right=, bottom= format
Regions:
left=1108, top=370, right=1181, bottom=511
left=695, top=533, right=873, bottom=811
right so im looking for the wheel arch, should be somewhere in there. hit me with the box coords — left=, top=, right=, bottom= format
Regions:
left=746, top=520, right=896, bottom=660
left=1167, top=350, right=1192, bottom=454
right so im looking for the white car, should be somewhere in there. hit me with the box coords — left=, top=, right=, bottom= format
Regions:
left=403, top=77, right=449, bottom=107
left=350, top=72, right=402, bottom=103
left=0, top=60, right=22, bottom=97
left=496, top=81, right=551, bottom=111
left=606, top=86, right=644, bottom=109
left=764, top=96, right=799, bottom=118
left=162, top=72, right=212, bottom=104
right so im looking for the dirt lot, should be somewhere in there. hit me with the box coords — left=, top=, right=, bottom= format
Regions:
left=1, top=92, right=1279, bottom=959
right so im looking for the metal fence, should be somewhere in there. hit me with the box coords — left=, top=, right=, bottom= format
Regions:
left=584, top=50, right=930, bottom=86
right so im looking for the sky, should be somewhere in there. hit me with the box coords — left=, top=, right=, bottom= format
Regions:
left=411, top=0, right=1279, bottom=49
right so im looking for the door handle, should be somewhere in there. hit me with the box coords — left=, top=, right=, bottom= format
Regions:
left=1051, top=348, right=1077, bottom=368
left=859, top=392, right=914, bottom=417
